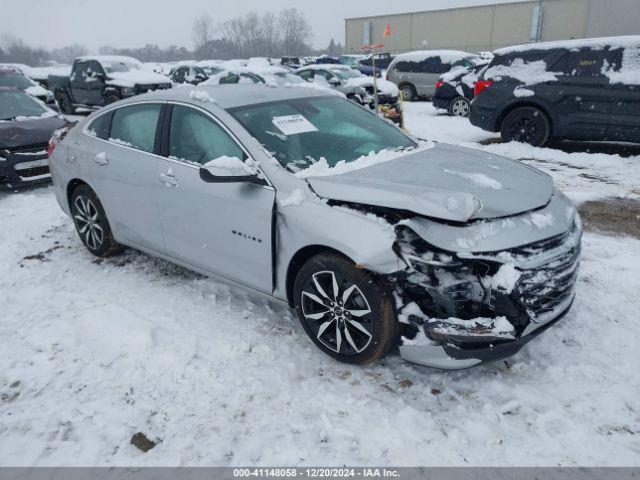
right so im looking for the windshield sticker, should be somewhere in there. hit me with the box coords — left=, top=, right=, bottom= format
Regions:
left=272, top=115, right=318, bottom=135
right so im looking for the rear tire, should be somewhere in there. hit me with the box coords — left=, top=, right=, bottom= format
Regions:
left=500, top=106, right=550, bottom=147
left=293, top=252, right=399, bottom=365
left=55, top=91, right=75, bottom=115
left=70, top=185, right=123, bottom=257
left=399, top=84, right=417, bottom=102
left=448, top=96, right=471, bottom=117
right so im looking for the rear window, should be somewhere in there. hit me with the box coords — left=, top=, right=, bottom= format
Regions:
left=553, top=48, right=623, bottom=77
left=394, top=58, right=451, bottom=74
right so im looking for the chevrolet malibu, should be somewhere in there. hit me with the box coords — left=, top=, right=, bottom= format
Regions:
left=48, top=85, right=581, bottom=369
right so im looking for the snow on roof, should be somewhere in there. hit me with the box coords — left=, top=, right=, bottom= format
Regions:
left=494, top=35, right=640, bottom=56
left=392, top=50, right=475, bottom=64
left=296, top=64, right=351, bottom=72
left=76, top=55, right=143, bottom=67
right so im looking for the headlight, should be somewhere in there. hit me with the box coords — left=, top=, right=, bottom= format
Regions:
left=394, top=227, right=462, bottom=271
left=121, top=87, right=136, bottom=96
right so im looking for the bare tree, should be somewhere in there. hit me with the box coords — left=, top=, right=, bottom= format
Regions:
left=279, top=8, right=311, bottom=56
left=192, top=14, right=214, bottom=58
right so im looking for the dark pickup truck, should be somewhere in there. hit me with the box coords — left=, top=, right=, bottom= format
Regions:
left=48, top=55, right=171, bottom=114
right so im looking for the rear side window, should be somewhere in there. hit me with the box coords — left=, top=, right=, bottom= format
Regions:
left=110, top=104, right=161, bottom=153
left=87, top=111, right=112, bottom=140
left=169, top=105, right=245, bottom=165
left=554, top=48, right=623, bottom=77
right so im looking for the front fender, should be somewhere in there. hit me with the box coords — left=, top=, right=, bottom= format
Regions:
left=274, top=196, right=402, bottom=301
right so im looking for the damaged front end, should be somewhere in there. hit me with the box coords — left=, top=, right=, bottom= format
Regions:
left=391, top=216, right=582, bottom=369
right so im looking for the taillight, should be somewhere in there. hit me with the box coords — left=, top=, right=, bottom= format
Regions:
left=47, top=140, right=56, bottom=158
left=474, top=79, right=494, bottom=97
left=435, top=80, right=445, bottom=89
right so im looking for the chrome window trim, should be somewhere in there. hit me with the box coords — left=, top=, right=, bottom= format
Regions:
left=81, top=99, right=274, bottom=189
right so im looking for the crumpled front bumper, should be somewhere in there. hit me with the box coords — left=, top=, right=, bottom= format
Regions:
left=394, top=215, right=581, bottom=370
left=399, top=297, right=573, bottom=369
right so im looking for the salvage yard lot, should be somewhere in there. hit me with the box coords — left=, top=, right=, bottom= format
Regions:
left=1, top=102, right=639, bottom=466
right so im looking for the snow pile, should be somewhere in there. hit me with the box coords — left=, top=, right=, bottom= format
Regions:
left=605, top=46, right=640, bottom=85
left=514, top=87, right=535, bottom=97
left=295, top=143, right=435, bottom=179
left=278, top=188, right=306, bottom=208
left=427, top=316, right=515, bottom=340
left=344, top=77, right=398, bottom=96
left=442, top=169, right=504, bottom=189
left=485, top=59, right=560, bottom=86
left=188, top=90, right=216, bottom=103
left=491, top=264, right=521, bottom=294
left=392, top=50, right=474, bottom=65
left=202, top=156, right=255, bottom=176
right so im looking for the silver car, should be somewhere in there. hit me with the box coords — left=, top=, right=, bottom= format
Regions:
left=386, top=50, right=477, bottom=101
left=49, top=85, right=581, bottom=369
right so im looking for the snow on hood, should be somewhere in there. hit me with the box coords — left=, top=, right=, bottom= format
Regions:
left=106, top=70, right=172, bottom=88
left=344, top=77, right=398, bottom=96
left=306, top=143, right=554, bottom=222
left=25, top=84, right=50, bottom=98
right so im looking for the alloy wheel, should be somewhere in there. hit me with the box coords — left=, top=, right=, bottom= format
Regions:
left=73, top=196, right=104, bottom=250
left=300, top=270, right=374, bottom=354
left=451, top=98, right=470, bottom=117
left=509, top=116, right=539, bottom=142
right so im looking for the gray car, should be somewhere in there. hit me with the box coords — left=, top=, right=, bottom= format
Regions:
left=386, top=50, right=477, bottom=101
left=49, top=85, right=581, bottom=369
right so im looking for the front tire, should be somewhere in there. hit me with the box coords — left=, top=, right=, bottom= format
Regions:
left=500, top=106, right=550, bottom=147
left=293, top=253, right=399, bottom=364
left=70, top=185, right=123, bottom=257
left=448, top=96, right=471, bottom=117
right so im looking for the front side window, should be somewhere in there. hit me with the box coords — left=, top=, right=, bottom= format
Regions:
left=110, top=103, right=161, bottom=153
left=169, top=105, right=245, bottom=165
left=298, top=70, right=314, bottom=81
left=230, top=96, right=416, bottom=173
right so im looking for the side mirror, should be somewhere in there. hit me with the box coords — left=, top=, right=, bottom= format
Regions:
left=328, top=77, right=340, bottom=86
left=94, top=73, right=106, bottom=82
left=199, top=156, right=264, bottom=184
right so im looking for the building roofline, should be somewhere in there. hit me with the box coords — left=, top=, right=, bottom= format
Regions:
left=344, top=0, right=545, bottom=21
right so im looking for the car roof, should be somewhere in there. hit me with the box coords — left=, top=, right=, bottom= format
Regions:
left=75, top=55, right=142, bottom=66
left=494, top=35, right=640, bottom=56
left=116, top=84, right=332, bottom=109
left=0, top=67, right=20, bottom=74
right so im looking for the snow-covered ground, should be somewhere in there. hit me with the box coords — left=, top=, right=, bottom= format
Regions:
left=1, top=102, right=639, bottom=466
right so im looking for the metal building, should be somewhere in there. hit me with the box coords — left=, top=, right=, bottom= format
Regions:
left=345, top=0, right=640, bottom=54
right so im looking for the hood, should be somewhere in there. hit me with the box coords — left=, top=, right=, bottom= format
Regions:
left=107, top=70, right=171, bottom=88
left=0, top=115, right=66, bottom=149
left=25, top=85, right=51, bottom=98
left=306, top=143, right=553, bottom=222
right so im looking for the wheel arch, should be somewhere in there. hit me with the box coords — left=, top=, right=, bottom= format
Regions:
left=285, top=245, right=354, bottom=307
left=66, top=178, right=93, bottom=211
left=497, top=101, right=554, bottom=135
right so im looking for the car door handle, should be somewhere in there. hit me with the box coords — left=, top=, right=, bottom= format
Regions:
left=67, top=154, right=78, bottom=164
left=93, top=153, right=108, bottom=165
left=160, top=172, right=179, bottom=187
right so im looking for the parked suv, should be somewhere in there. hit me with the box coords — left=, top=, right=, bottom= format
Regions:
left=49, top=85, right=581, bottom=369
left=433, top=59, right=490, bottom=116
left=470, top=36, right=640, bottom=147
left=386, top=50, right=477, bottom=101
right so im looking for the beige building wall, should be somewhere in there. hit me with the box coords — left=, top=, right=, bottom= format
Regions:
left=344, top=0, right=634, bottom=55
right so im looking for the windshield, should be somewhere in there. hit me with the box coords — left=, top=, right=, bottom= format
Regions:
left=0, top=90, right=49, bottom=120
left=103, top=62, right=139, bottom=73
left=331, top=68, right=361, bottom=80
left=230, top=96, right=416, bottom=173
left=0, top=72, right=33, bottom=89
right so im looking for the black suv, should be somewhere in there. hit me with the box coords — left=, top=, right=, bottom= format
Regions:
left=470, top=36, right=640, bottom=147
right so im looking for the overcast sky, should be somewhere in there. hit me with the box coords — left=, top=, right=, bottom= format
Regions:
left=0, top=0, right=522, bottom=51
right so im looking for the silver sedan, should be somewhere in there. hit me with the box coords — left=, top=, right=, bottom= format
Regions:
left=49, top=85, right=581, bottom=369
